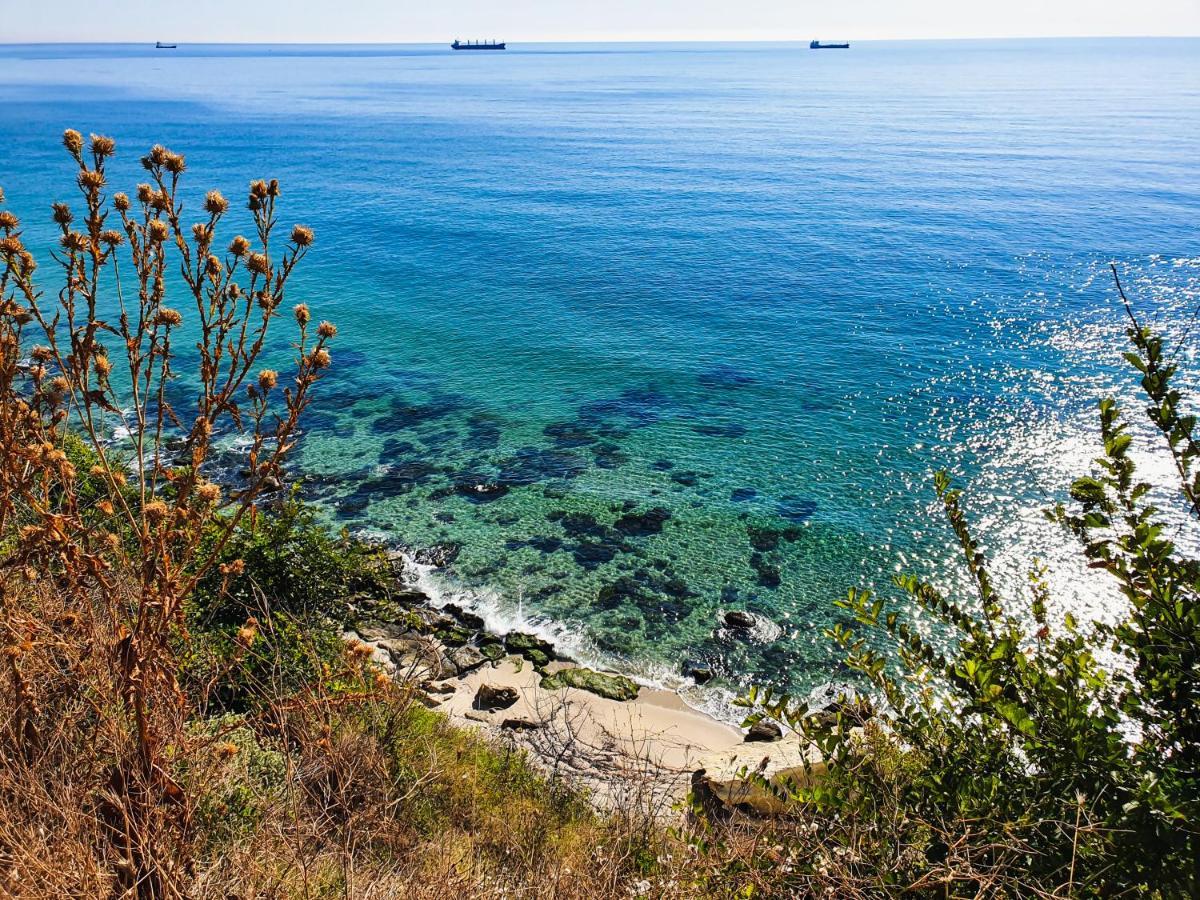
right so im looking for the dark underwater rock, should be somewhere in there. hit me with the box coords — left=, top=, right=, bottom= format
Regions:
left=697, top=364, right=756, bottom=388
left=750, top=553, right=782, bottom=588
left=543, top=422, right=597, bottom=448
left=453, top=474, right=509, bottom=502
left=682, top=659, right=714, bottom=684
left=776, top=495, right=817, bottom=523
left=498, top=446, right=588, bottom=486
left=371, top=393, right=466, bottom=434
left=613, top=506, right=671, bottom=537
left=731, top=487, right=758, bottom=502
left=572, top=540, right=619, bottom=569
left=592, top=441, right=629, bottom=469
left=692, top=422, right=748, bottom=438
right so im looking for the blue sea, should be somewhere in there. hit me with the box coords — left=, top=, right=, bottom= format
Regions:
left=2, top=40, right=1198, bottom=716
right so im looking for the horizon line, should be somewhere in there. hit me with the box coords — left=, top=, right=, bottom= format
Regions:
left=4, top=34, right=1199, bottom=45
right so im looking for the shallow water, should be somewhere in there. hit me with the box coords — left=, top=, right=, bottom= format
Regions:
left=2, top=39, right=1198, bottom=714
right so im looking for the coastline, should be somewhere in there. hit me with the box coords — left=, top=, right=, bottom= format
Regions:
left=344, top=544, right=819, bottom=809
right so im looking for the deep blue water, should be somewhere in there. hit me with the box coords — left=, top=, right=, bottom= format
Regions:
left=2, top=40, right=1198, bottom=716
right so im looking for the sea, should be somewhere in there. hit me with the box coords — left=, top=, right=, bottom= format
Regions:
left=2, top=39, right=1197, bottom=718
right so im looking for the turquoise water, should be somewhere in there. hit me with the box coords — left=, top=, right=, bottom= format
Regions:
left=2, top=40, right=1198, bottom=713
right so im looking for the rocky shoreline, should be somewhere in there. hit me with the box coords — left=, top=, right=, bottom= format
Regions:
left=342, top=544, right=823, bottom=815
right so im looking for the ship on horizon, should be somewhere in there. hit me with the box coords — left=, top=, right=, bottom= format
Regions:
left=155, top=41, right=177, bottom=49
left=810, top=40, right=850, bottom=49
left=452, top=39, right=506, bottom=51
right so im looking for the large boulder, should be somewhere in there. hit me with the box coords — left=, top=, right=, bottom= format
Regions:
left=723, top=610, right=757, bottom=630
left=445, top=644, right=488, bottom=675
left=682, top=659, right=714, bottom=684
left=539, top=667, right=640, bottom=702
left=744, top=720, right=783, bottom=743
left=473, top=684, right=519, bottom=711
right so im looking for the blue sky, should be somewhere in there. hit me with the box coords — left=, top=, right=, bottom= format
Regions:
left=4, top=0, right=1199, bottom=42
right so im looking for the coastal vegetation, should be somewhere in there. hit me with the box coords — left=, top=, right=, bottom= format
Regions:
left=0, top=134, right=1196, bottom=897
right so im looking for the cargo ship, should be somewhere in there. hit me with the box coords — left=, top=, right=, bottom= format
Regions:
left=155, top=41, right=177, bottom=49
left=810, top=40, right=849, bottom=49
left=451, top=40, right=506, bottom=50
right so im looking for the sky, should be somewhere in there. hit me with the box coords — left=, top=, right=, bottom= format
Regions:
left=2, top=0, right=1199, bottom=43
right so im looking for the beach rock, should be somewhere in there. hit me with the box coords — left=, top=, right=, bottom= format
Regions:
left=479, top=641, right=507, bottom=662
left=744, top=720, right=783, bottom=743
left=682, top=660, right=714, bottom=684
left=424, top=681, right=457, bottom=695
left=504, top=631, right=556, bottom=662
left=540, top=667, right=640, bottom=702
left=473, top=684, right=519, bottom=711
left=500, top=717, right=542, bottom=732
left=446, top=645, right=488, bottom=675
left=442, top=603, right=485, bottom=630
left=409, top=542, right=462, bottom=567
left=723, top=610, right=757, bottom=630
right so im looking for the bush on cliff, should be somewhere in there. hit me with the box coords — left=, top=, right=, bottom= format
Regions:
left=737, top=269, right=1199, bottom=896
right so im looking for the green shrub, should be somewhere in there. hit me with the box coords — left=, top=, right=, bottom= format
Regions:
left=737, top=271, right=1200, bottom=896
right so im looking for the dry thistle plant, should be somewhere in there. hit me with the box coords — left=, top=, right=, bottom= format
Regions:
left=0, top=130, right=333, bottom=895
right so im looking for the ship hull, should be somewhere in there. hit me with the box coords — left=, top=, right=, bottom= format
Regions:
left=452, top=43, right=506, bottom=50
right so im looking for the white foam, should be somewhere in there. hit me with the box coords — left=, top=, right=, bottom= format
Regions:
left=392, top=548, right=748, bottom=725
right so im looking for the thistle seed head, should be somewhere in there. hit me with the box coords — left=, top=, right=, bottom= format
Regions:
left=60, top=231, right=89, bottom=252
left=51, top=203, right=73, bottom=225
left=0, top=211, right=17, bottom=229
left=155, top=307, right=183, bottom=327
left=136, top=183, right=154, bottom=204
left=62, top=129, right=84, bottom=156
left=317, top=320, right=337, bottom=339
left=290, top=224, right=314, bottom=247
left=77, top=169, right=105, bottom=191
left=309, top=347, right=331, bottom=369
left=89, top=134, right=116, bottom=157
left=258, top=369, right=278, bottom=391
left=99, top=229, right=124, bottom=247
left=228, top=235, right=250, bottom=257
left=204, top=189, right=229, bottom=215
left=113, top=192, right=131, bottom=212
left=143, top=144, right=170, bottom=169
left=246, top=252, right=270, bottom=275
left=293, top=303, right=310, bottom=326
left=196, top=481, right=221, bottom=504
left=143, top=500, right=169, bottom=523
left=147, top=219, right=169, bottom=243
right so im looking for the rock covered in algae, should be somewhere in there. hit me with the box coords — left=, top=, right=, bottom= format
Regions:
left=539, top=666, right=640, bottom=702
